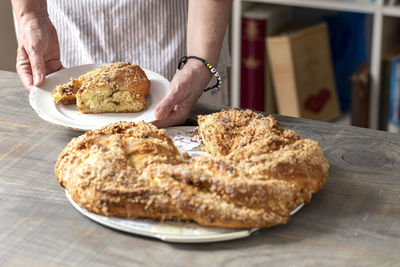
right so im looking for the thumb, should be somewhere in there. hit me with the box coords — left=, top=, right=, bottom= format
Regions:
left=154, top=83, right=186, bottom=121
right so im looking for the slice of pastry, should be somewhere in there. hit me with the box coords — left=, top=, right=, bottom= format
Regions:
left=76, top=62, right=151, bottom=113
left=51, top=62, right=151, bottom=114
left=51, top=78, right=81, bottom=104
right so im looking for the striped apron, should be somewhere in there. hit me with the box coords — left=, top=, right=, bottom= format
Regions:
left=47, top=0, right=231, bottom=105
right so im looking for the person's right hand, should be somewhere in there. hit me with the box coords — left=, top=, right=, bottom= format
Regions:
left=16, top=14, right=63, bottom=92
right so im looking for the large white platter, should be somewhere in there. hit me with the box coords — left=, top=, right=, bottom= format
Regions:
left=65, top=126, right=304, bottom=243
left=29, top=63, right=170, bottom=131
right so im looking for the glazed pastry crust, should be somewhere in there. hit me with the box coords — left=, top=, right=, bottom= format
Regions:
left=51, top=62, right=151, bottom=113
left=198, top=109, right=329, bottom=203
left=55, top=109, right=330, bottom=228
left=56, top=121, right=186, bottom=220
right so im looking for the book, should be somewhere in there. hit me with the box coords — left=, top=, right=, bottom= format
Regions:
left=388, top=57, right=400, bottom=133
left=241, top=15, right=265, bottom=111
left=241, top=5, right=292, bottom=113
left=266, top=23, right=341, bottom=121
left=350, top=62, right=370, bottom=128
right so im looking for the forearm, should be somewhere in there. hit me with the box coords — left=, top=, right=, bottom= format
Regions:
left=11, top=0, right=48, bottom=27
left=152, top=0, right=233, bottom=126
left=187, top=0, right=232, bottom=68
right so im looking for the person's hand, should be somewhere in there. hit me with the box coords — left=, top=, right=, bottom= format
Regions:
left=153, top=60, right=212, bottom=128
left=16, top=14, right=63, bottom=92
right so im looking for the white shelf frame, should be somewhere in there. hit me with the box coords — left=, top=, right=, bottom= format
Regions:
left=230, top=0, right=392, bottom=129
left=383, top=6, right=400, bottom=17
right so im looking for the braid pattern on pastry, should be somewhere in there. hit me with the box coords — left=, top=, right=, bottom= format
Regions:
left=56, top=109, right=329, bottom=228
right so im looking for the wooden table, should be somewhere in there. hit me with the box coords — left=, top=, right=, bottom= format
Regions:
left=1, top=70, right=399, bottom=266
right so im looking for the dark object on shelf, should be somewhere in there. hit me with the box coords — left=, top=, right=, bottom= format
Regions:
left=350, top=62, right=370, bottom=128
left=241, top=15, right=265, bottom=111
left=324, top=12, right=367, bottom=113
left=379, top=56, right=393, bottom=131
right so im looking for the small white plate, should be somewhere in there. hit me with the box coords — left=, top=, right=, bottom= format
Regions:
left=29, top=63, right=170, bottom=131
left=64, top=126, right=304, bottom=243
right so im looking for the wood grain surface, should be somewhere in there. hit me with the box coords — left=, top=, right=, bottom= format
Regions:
left=0, top=70, right=399, bottom=266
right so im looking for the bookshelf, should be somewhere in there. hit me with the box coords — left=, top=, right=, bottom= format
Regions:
left=230, top=0, right=398, bottom=129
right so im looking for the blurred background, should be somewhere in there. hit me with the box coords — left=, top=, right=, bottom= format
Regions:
left=0, top=1, right=17, bottom=72
left=2, top=0, right=400, bottom=132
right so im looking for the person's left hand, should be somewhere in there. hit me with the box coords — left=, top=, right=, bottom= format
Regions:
left=153, top=60, right=211, bottom=128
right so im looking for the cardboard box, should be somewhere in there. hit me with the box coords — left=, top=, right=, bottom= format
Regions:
left=266, top=23, right=341, bottom=121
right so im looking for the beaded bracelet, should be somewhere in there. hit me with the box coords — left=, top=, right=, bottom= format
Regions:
left=177, top=56, right=222, bottom=92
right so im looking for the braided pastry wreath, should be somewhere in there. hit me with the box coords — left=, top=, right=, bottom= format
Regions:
left=55, top=109, right=329, bottom=228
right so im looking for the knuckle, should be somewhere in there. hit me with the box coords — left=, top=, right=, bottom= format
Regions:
left=16, top=47, right=26, bottom=59
left=31, top=62, right=43, bottom=70
left=16, top=57, right=30, bottom=70
left=170, top=80, right=184, bottom=93
left=28, top=41, right=43, bottom=54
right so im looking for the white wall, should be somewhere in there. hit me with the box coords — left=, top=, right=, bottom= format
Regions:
left=0, top=1, right=17, bottom=71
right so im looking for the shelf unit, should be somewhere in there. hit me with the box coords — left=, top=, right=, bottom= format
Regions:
left=230, top=0, right=400, bottom=129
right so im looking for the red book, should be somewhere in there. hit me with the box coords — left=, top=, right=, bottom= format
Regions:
left=240, top=5, right=292, bottom=113
left=240, top=16, right=265, bottom=111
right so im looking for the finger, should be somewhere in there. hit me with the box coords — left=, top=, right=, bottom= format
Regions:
left=152, top=113, right=183, bottom=128
left=26, top=42, right=46, bottom=87
left=16, top=47, right=34, bottom=92
left=155, top=81, right=187, bottom=121
left=153, top=106, right=190, bottom=128
left=154, top=91, right=180, bottom=121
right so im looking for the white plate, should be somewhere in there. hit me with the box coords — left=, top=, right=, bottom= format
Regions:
left=65, top=126, right=304, bottom=243
left=29, top=63, right=170, bottom=131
